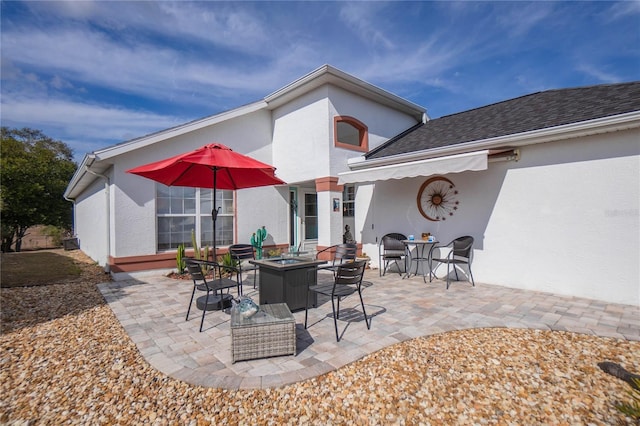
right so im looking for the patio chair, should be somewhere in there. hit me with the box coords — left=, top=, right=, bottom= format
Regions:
left=316, top=243, right=358, bottom=277
left=228, top=244, right=259, bottom=289
left=429, top=236, right=475, bottom=289
left=304, top=260, right=370, bottom=342
left=378, top=233, right=407, bottom=276
left=185, top=258, right=241, bottom=332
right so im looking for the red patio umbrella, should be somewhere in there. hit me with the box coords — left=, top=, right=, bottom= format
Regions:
left=127, top=143, right=285, bottom=258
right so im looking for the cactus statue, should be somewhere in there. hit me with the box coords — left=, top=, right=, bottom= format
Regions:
left=176, top=243, right=186, bottom=274
left=250, top=226, right=267, bottom=259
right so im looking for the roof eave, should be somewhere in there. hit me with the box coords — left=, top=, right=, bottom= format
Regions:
left=64, top=154, right=95, bottom=200
left=64, top=153, right=117, bottom=200
left=349, top=110, right=640, bottom=170
left=64, top=100, right=269, bottom=199
left=92, top=100, right=267, bottom=162
left=265, top=64, right=426, bottom=120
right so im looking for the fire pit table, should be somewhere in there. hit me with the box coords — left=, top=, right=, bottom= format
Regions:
left=250, top=257, right=327, bottom=311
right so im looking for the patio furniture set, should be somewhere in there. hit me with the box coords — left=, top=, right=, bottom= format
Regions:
left=130, top=141, right=475, bottom=362
left=379, top=233, right=475, bottom=289
left=185, top=234, right=475, bottom=362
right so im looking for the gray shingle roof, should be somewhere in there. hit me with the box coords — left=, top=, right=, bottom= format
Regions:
left=367, top=81, right=640, bottom=160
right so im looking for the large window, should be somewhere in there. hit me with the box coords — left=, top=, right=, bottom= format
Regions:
left=342, top=185, right=355, bottom=217
left=334, top=116, right=368, bottom=152
left=157, top=185, right=234, bottom=251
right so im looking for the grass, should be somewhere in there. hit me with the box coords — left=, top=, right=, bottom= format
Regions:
left=0, top=251, right=82, bottom=288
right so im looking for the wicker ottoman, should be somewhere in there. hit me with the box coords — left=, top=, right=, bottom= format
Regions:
left=231, top=303, right=296, bottom=363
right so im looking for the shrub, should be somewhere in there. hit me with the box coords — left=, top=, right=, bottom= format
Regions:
left=176, top=244, right=186, bottom=274
left=616, top=377, right=640, bottom=420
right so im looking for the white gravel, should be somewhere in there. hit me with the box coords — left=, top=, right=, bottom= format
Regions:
left=1, top=250, right=638, bottom=425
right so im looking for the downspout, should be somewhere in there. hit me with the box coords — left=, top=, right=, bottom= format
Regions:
left=84, top=163, right=111, bottom=273
left=62, top=195, right=78, bottom=247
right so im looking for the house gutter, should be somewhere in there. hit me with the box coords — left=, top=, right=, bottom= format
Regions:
left=83, top=157, right=111, bottom=273
left=64, top=154, right=93, bottom=200
left=347, top=110, right=640, bottom=170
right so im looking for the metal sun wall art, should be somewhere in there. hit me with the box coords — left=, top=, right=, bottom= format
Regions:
left=417, top=176, right=460, bottom=221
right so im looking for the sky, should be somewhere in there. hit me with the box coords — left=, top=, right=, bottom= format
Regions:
left=1, top=1, right=639, bottom=164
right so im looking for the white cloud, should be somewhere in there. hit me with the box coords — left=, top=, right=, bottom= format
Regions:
left=338, top=3, right=395, bottom=50
left=338, top=2, right=559, bottom=92
left=157, top=2, right=271, bottom=52
left=576, top=64, right=621, bottom=84
left=5, top=1, right=479, bottom=108
left=494, top=2, right=555, bottom=38
left=1, top=94, right=186, bottom=160
left=606, top=0, right=640, bottom=22
left=26, top=1, right=275, bottom=55
left=2, top=26, right=270, bottom=104
left=50, top=75, right=74, bottom=90
left=31, top=0, right=101, bottom=20
left=2, top=0, right=637, bottom=158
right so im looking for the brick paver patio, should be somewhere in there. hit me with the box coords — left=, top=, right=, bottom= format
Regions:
left=99, top=270, right=639, bottom=389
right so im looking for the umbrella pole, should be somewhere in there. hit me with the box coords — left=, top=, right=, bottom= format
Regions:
left=212, top=167, right=218, bottom=262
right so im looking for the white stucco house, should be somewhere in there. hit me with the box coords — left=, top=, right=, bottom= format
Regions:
left=64, top=65, right=640, bottom=306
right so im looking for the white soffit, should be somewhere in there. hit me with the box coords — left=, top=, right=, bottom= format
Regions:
left=338, top=150, right=488, bottom=184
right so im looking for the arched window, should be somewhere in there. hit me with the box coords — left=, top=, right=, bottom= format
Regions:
left=334, top=116, right=368, bottom=152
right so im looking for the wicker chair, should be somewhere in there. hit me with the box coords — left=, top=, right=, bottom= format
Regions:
left=429, top=236, right=475, bottom=289
left=304, top=260, right=370, bottom=342
left=378, top=233, right=407, bottom=276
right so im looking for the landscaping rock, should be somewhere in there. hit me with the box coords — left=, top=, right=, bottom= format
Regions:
left=1, top=250, right=639, bottom=424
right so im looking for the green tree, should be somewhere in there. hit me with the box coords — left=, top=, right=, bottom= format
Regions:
left=0, top=127, right=77, bottom=252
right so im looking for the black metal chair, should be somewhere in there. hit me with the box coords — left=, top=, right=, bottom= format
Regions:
left=429, top=236, right=475, bottom=289
left=228, top=244, right=259, bottom=289
left=316, top=243, right=358, bottom=277
left=304, top=260, right=370, bottom=342
left=378, top=233, right=407, bottom=276
left=185, top=259, right=241, bottom=332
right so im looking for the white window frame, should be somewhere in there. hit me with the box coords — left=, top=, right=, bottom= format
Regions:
left=342, top=185, right=355, bottom=217
left=156, top=184, right=234, bottom=251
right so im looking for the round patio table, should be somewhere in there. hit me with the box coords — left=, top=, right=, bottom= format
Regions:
left=402, top=239, right=439, bottom=282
